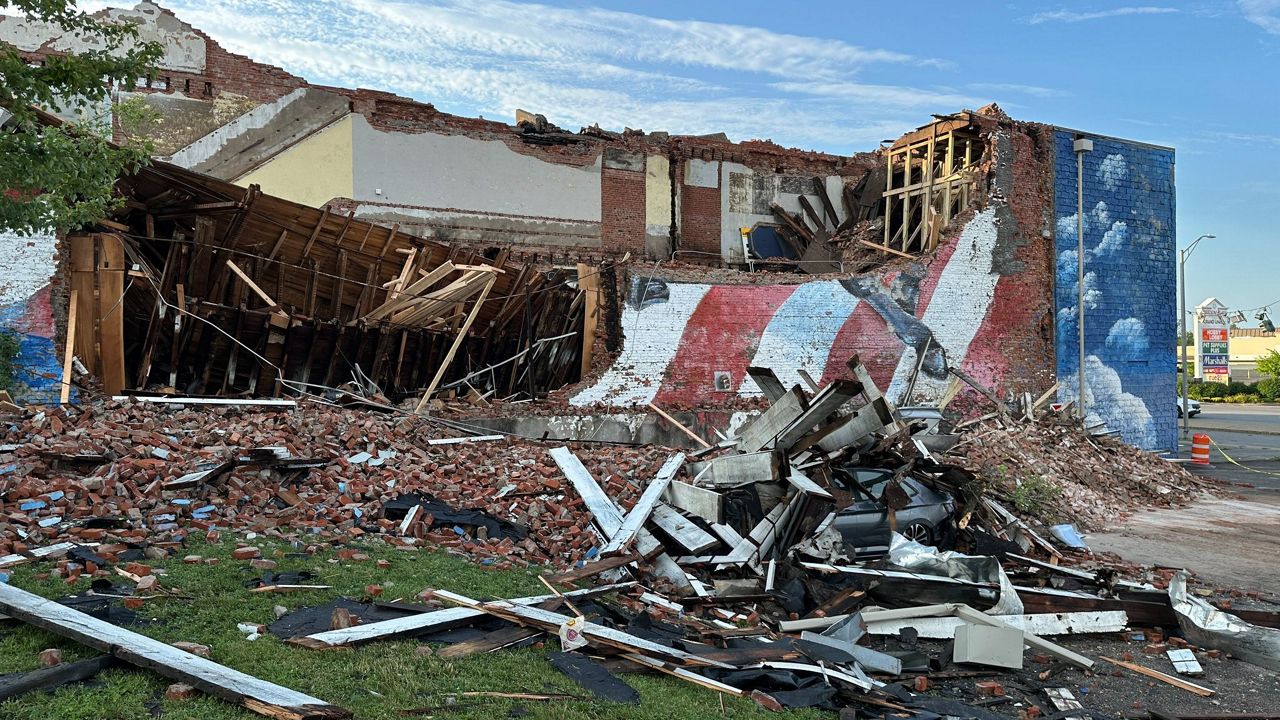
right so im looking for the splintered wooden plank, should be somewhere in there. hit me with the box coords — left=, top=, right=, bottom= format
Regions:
left=602, top=453, right=685, bottom=555
left=0, top=654, right=118, bottom=703
left=785, top=468, right=833, bottom=499
left=0, top=583, right=350, bottom=719
left=60, top=290, right=78, bottom=404
left=745, top=366, right=787, bottom=402
left=737, top=386, right=808, bottom=453
left=649, top=504, right=718, bottom=554
left=773, top=379, right=862, bottom=451
left=687, top=451, right=779, bottom=489
left=1101, top=656, right=1214, bottom=696
left=433, top=590, right=731, bottom=668
left=549, top=448, right=690, bottom=590
left=295, top=583, right=635, bottom=648
left=665, top=480, right=724, bottom=523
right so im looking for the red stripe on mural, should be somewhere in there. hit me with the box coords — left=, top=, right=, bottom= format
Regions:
left=821, top=300, right=902, bottom=390
left=653, top=285, right=797, bottom=408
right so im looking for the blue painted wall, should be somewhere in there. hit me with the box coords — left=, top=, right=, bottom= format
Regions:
left=1053, top=131, right=1176, bottom=452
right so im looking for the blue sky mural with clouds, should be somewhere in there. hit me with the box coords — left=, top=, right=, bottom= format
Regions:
left=1054, top=132, right=1177, bottom=452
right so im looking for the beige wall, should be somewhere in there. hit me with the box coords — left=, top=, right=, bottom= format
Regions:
left=1230, top=334, right=1280, bottom=361
left=236, top=115, right=354, bottom=208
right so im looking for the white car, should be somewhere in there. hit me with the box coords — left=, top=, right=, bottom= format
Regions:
left=1177, top=399, right=1201, bottom=418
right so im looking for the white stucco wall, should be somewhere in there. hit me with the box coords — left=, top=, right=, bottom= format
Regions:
left=350, top=115, right=601, bottom=222
left=0, top=2, right=206, bottom=73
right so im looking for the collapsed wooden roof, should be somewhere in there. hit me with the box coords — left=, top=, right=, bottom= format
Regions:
left=39, top=104, right=588, bottom=402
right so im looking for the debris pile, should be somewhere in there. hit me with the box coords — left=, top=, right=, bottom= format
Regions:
left=0, top=357, right=1274, bottom=719
left=951, top=414, right=1215, bottom=529
left=0, top=400, right=677, bottom=568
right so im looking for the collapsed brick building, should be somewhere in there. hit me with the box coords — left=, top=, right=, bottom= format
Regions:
left=0, top=2, right=1177, bottom=452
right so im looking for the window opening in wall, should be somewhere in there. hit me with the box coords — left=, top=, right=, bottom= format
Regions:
left=203, top=81, right=212, bottom=96
left=183, top=79, right=190, bottom=93
left=881, top=113, right=985, bottom=256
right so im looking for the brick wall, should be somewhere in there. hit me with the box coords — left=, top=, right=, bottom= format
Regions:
left=601, top=167, right=646, bottom=254
left=1053, top=130, right=1177, bottom=452
left=679, top=184, right=723, bottom=260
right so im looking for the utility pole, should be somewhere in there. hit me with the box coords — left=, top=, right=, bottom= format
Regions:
left=1074, top=137, right=1092, bottom=421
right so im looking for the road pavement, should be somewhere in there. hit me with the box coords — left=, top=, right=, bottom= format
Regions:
left=1186, top=402, right=1280, bottom=436
left=1087, top=408, right=1280, bottom=592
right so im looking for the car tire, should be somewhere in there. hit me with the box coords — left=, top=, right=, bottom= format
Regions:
left=900, top=521, right=933, bottom=546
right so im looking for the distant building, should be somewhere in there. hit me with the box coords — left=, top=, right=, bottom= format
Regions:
left=1229, top=328, right=1280, bottom=382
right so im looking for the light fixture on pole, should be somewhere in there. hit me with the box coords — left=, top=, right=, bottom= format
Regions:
left=1074, top=136, right=1093, bottom=421
left=1180, top=233, right=1214, bottom=439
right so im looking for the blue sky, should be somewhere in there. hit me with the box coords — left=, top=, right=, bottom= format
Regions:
left=91, top=0, right=1280, bottom=321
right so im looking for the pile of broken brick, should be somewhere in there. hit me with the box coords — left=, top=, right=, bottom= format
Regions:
left=0, top=359, right=1276, bottom=719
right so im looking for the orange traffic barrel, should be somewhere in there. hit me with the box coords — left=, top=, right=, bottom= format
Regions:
left=1191, top=433, right=1211, bottom=465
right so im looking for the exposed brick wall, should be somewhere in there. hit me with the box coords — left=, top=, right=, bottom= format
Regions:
left=600, top=167, right=646, bottom=254
left=679, top=162, right=723, bottom=262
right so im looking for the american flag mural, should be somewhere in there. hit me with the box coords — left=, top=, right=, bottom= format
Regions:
left=573, top=208, right=1027, bottom=408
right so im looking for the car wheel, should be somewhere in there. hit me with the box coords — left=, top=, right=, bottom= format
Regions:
left=900, top=521, right=933, bottom=545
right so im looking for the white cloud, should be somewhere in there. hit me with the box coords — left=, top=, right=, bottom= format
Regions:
left=1029, top=6, right=1180, bottom=24
left=1098, top=153, right=1129, bottom=191
left=1239, top=0, right=1280, bottom=34
left=967, top=82, right=1066, bottom=98
left=1105, top=317, right=1150, bottom=359
left=126, top=0, right=968, bottom=150
left=1059, top=355, right=1156, bottom=447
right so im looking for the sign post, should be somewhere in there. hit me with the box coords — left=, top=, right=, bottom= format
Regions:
left=1194, top=298, right=1230, bottom=386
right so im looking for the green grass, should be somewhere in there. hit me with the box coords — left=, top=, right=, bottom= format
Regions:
left=0, top=539, right=826, bottom=719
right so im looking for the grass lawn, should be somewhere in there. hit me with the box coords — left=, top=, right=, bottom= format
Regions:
left=0, top=538, right=826, bottom=720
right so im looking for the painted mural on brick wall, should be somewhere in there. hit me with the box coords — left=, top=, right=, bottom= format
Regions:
left=1052, top=132, right=1176, bottom=452
left=572, top=208, right=1017, bottom=408
left=0, top=231, right=60, bottom=404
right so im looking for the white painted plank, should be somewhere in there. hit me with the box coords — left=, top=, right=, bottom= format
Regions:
left=299, top=582, right=635, bottom=648
left=602, top=453, right=685, bottom=555
left=434, top=590, right=731, bottom=668
left=665, top=480, right=724, bottom=522
left=649, top=504, right=718, bottom=554
left=0, top=582, right=348, bottom=718
left=737, top=387, right=808, bottom=452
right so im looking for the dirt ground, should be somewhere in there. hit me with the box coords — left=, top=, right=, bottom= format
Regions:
left=878, top=636, right=1280, bottom=717
left=1087, top=489, right=1280, bottom=594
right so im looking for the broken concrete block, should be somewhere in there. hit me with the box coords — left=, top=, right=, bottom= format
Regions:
left=954, top=623, right=1024, bottom=670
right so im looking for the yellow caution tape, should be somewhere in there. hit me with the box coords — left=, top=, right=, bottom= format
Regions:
left=1207, top=436, right=1280, bottom=478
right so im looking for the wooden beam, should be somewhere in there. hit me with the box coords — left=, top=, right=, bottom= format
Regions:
left=433, top=590, right=730, bottom=668
left=649, top=504, right=718, bottom=554
left=292, top=583, right=634, bottom=649
left=59, top=290, right=78, bottom=404
left=858, top=238, right=915, bottom=259
left=772, top=379, right=862, bottom=450
left=737, top=385, right=808, bottom=453
left=0, top=655, right=118, bottom=703
left=0, top=582, right=350, bottom=719
left=647, top=403, right=710, bottom=448
left=1100, top=656, right=1215, bottom=696
left=548, top=447, right=692, bottom=592
left=602, top=453, right=685, bottom=555
left=96, top=235, right=126, bottom=396
left=745, top=366, right=787, bottom=402
left=414, top=273, right=497, bottom=412
left=300, top=208, right=329, bottom=258
left=577, top=263, right=598, bottom=378
left=225, top=260, right=283, bottom=313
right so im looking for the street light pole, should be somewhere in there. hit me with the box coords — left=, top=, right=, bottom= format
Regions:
left=1074, top=137, right=1093, bottom=421
left=1180, top=233, right=1215, bottom=440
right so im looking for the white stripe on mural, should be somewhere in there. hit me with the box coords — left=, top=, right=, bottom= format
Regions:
left=885, top=208, right=1000, bottom=404
left=570, top=283, right=713, bottom=407
left=739, top=280, right=861, bottom=396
